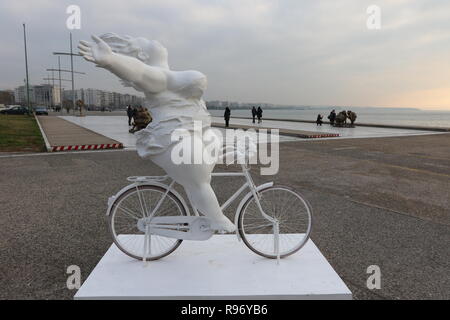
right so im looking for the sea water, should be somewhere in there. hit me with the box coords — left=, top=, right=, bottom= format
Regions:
left=209, top=107, right=450, bottom=128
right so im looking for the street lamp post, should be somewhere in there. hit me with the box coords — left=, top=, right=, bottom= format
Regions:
left=69, top=33, right=75, bottom=115
left=22, top=23, right=31, bottom=113
left=53, top=33, right=84, bottom=116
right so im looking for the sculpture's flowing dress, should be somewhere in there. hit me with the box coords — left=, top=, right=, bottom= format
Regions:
left=135, top=71, right=212, bottom=158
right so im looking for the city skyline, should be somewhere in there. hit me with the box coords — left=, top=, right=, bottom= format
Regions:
left=3, top=83, right=450, bottom=112
left=1, top=1, right=450, bottom=110
left=7, top=84, right=144, bottom=108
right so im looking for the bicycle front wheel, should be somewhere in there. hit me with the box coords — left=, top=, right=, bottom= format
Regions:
left=109, top=184, right=187, bottom=261
left=238, top=185, right=312, bottom=259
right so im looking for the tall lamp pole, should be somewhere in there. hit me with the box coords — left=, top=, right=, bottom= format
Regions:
left=22, top=23, right=31, bottom=113
left=69, top=33, right=75, bottom=114
left=58, top=57, right=63, bottom=112
left=53, top=33, right=83, bottom=115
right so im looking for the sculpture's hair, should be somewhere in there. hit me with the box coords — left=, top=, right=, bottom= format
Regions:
left=99, top=33, right=168, bottom=68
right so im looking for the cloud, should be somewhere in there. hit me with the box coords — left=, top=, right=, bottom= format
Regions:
left=1, top=0, right=450, bottom=110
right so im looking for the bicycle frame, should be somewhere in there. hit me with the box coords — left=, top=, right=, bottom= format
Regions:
left=143, top=163, right=275, bottom=223
left=107, top=165, right=286, bottom=262
left=106, top=147, right=278, bottom=258
left=114, top=163, right=276, bottom=232
left=212, top=164, right=277, bottom=223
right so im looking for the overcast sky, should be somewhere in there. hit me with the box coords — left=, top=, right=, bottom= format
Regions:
left=1, top=0, right=450, bottom=110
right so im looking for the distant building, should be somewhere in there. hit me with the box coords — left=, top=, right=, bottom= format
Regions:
left=83, top=88, right=102, bottom=108
left=13, top=83, right=144, bottom=110
left=34, top=84, right=54, bottom=106
left=14, top=85, right=33, bottom=104
left=14, top=84, right=60, bottom=106
left=62, top=88, right=144, bottom=110
left=0, top=90, right=15, bottom=105
left=205, top=100, right=276, bottom=110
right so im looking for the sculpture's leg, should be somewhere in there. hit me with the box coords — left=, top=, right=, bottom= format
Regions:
left=182, top=181, right=236, bottom=233
left=150, top=136, right=236, bottom=233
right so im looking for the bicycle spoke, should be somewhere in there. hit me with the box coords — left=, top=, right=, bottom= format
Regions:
left=239, top=186, right=312, bottom=258
left=115, top=205, right=141, bottom=221
left=110, top=186, right=185, bottom=261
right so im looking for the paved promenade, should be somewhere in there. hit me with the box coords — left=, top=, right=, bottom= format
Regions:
left=37, top=116, right=123, bottom=151
left=213, top=117, right=441, bottom=140
left=60, top=115, right=303, bottom=148
left=59, top=115, right=441, bottom=150
left=212, top=121, right=340, bottom=138
left=0, top=133, right=448, bottom=299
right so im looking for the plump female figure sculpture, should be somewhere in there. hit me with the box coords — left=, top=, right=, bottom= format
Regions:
left=78, top=34, right=235, bottom=232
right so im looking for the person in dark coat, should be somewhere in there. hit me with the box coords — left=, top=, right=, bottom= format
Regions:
left=251, top=106, right=257, bottom=124
left=257, top=106, right=263, bottom=124
left=224, top=107, right=231, bottom=127
left=129, top=106, right=152, bottom=133
left=328, top=109, right=336, bottom=126
left=126, top=105, right=134, bottom=126
left=316, top=114, right=323, bottom=126
left=347, top=110, right=357, bottom=125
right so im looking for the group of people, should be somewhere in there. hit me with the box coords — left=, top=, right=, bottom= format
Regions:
left=223, top=106, right=264, bottom=128
left=126, top=105, right=152, bottom=133
left=316, top=109, right=357, bottom=127
left=252, top=106, right=264, bottom=124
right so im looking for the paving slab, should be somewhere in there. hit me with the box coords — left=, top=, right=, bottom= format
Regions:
left=214, top=117, right=441, bottom=140
left=212, top=122, right=339, bottom=138
left=58, top=115, right=443, bottom=150
left=37, top=116, right=123, bottom=151
left=60, top=116, right=302, bottom=148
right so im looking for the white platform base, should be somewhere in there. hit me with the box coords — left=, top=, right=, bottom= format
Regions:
left=74, top=235, right=352, bottom=300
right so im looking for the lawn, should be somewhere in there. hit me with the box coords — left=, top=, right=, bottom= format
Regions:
left=0, top=115, right=46, bottom=152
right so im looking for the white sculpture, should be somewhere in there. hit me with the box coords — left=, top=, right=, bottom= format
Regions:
left=78, top=34, right=236, bottom=232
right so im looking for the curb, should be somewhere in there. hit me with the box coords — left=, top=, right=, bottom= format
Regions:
left=34, top=114, right=52, bottom=152
left=51, top=143, right=123, bottom=152
left=212, top=123, right=340, bottom=139
left=293, top=133, right=340, bottom=139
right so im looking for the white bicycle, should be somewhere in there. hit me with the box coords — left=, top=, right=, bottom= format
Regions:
left=106, top=147, right=312, bottom=262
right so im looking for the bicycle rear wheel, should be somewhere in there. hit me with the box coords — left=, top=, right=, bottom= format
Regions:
left=238, top=185, right=312, bottom=259
left=109, top=184, right=187, bottom=261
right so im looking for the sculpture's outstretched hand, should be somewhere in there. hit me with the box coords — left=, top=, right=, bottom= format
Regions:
left=78, top=35, right=113, bottom=67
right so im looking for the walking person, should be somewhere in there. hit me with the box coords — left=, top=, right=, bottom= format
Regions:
left=257, top=106, right=263, bottom=124
left=126, top=105, right=134, bottom=126
left=224, top=106, right=231, bottom=127
left=316, top=114, right=323, bottom=126
left=251, top=106, right=257, bottom=124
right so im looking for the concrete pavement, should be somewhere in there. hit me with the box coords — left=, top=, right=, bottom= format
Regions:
left=36, top=116, right=123, bottom=151
left=212, top=121, right=340, bottom=138
left=60, top=115, right=304, bottom=148
left=215, top=117, right=443, bottom=140
left=59, top=115, right=442, bottom=151
left=0, top=133, right=448, bottom=299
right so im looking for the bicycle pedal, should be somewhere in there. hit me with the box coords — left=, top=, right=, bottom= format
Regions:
left=142, top=216, right=214, bottom=241
left=214, top=230, right=236, bottom=235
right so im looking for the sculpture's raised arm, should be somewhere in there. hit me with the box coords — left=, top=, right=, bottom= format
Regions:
left=78, top=35, right=167, bottom=94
